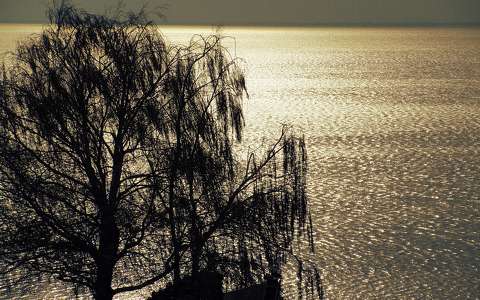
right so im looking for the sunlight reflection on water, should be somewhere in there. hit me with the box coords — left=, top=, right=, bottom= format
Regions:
left=1, top=25, right=479, bottom=299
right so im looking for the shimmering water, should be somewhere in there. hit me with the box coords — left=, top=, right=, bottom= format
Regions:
left=1, top=25, right=480, bottom=299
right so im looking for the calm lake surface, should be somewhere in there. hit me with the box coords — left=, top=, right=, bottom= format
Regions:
left=1, top=25, right=479, bottom=299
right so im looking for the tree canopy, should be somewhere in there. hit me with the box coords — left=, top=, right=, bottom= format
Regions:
left=0, top=3, right=322, bottom=299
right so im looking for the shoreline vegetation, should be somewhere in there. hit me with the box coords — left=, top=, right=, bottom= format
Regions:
left=0, top=2, right=322, bottom=299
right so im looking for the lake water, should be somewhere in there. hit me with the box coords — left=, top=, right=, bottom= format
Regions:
left=1, top=25, right=479, bottom=299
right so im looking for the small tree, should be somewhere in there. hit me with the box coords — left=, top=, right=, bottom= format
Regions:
left=0, top=3, right=322, bottom=299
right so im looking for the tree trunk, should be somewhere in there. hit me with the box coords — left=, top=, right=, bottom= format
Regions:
left=191, top=244, right=200, bottom=277
left=93, top=269, right=114, bottom=300
left=93, top=211, right=119, bottom=300
left=168, top=172, right=181, bottom=283
left=188, top=178, right=201, bottom=277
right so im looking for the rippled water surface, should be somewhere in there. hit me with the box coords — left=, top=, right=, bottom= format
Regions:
left=1, top=25, right=479, bottom=299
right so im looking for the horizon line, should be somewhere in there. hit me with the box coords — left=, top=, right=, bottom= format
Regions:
left=0, top=20, right=479, bottom=28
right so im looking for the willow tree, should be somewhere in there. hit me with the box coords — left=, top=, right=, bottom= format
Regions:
left=154, top=34, right=322, bottom=298
left=0, top=3, right=322, bottom=300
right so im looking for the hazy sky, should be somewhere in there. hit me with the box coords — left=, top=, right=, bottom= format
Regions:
left=0, top=0, right=479, bottom=25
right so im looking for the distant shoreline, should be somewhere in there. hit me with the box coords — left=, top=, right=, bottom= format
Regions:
left=0, top=21, right=479, bottom=29
left=161, top=21, right=480, bottom=28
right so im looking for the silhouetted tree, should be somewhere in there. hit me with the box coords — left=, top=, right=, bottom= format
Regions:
left=0, top=3, right=322, bottom=299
